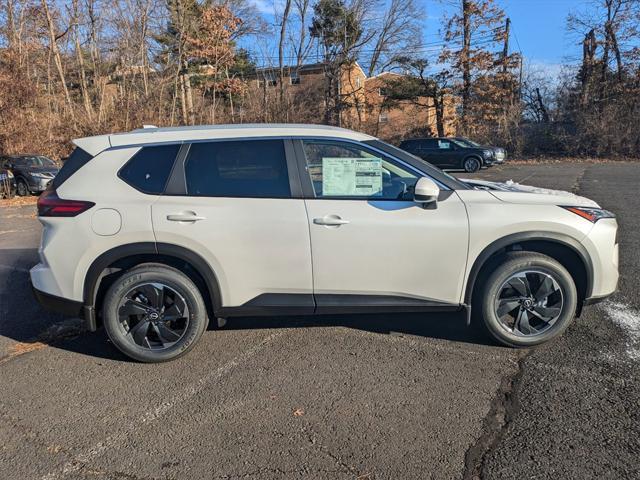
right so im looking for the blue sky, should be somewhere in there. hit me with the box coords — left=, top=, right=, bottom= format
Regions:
left=247, top=0, right=589, bottom=75
left=424, top=0, right=587, bottom=70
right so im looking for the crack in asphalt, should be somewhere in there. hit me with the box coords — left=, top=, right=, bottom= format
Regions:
left=461, top=352, right=529, bottom=480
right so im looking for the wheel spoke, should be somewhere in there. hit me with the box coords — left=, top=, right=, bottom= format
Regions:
left=128, top=319, right=150, bottom=345
left=119, top=299, right=149, bottom=317
left=497, top=298, right=521, bottom=317
left=507, top=276, right=529, bottom=297
left=138, top=284, right=163, bottom=309
left=163, top=303, right=184, bottom=321
left=532, top=305, right=561, bottom=319
left=514, top=308, right=533, bottom=335
left=534, top=276, right=556, bottom=302
left=155, top=322, right=182, bottom=344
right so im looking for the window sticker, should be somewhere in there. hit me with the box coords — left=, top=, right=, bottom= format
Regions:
left=322, top=157, right=383, bottom=196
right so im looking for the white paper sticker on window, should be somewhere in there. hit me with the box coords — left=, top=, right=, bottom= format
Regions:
left=322, top=157, right=382, bottom=196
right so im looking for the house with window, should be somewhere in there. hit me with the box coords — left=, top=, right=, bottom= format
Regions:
left=245, top=63, right=456, bottom=139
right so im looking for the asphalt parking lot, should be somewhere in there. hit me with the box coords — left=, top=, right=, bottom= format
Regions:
left=1, top=161, right=639, bottom=479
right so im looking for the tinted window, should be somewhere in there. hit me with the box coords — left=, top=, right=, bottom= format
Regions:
left=418, top=139, right=436, bottom=148
left=184, top=140, right=290, bottom=198
left=119, top=144, right=180, bottom=194
left=302, top=140, right=418, bottom=200
left=52, top=148, right=94, bottom=189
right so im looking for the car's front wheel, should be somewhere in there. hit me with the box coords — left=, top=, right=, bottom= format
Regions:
left=478, top=252, right=577, bottom=347
left=103, top=264, right=209, bottom=362
left=463, top=157, right=481, bottom=173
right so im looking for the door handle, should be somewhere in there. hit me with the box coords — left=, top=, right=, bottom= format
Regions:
left=313, top=215, right=350, bottom=226
left=166, top=212, right=206, bottom=222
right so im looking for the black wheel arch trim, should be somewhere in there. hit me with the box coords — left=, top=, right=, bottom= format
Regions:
left=463, top=231, right=594, bottom=307
left=83, top=242, right=223, bottom=328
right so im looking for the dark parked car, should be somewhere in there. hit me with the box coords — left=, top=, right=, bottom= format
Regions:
left=0, top=165, right=16, bottom=198
left=398, top=137, right=498, bottom=173
left=1, top=154, right=59, bottom=196
left=454, top=137, right=506, bottom=164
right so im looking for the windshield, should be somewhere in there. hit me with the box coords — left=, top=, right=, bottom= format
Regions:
left=26, top=156, right=57, bottom=168
left=455, top=138, right=481, bottom=147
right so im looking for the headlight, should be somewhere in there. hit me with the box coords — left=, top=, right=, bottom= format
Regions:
left=561, top=206, right=615, bottom=222
left=31, top=173, right=48, bottom=179
left=482, top=150, right=493, bottom=158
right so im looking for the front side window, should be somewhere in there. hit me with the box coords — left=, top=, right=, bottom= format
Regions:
left=184, top=140, right=291, bottom=198
left=302, top=140, right=418, bottom=200
left=437, top=140, right=452, bottom=150
left=119, top=144, right=180, bottom=194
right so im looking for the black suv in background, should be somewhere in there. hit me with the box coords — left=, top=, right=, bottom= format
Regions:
left=399, top=138, right=498, bottom=172
left=1, top=154, right=59, bottom=196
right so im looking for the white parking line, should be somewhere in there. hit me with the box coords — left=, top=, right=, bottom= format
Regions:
left=41, top=330, right=286, bottom=480
left=601, top=301, right=640, bottom=361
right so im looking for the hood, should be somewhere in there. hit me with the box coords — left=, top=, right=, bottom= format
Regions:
left=461, top=178, right=600, bottom=208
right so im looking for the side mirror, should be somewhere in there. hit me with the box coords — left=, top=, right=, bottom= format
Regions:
left=414, top=177, right=440, bottom=205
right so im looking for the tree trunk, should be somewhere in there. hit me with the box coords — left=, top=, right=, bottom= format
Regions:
left=461, top=0, right=471, bottom=131
left=41, top=0, right=75, bottom=121
left=72, top=0, right=94, bottom=120
left=278, top=0, right=292, bottom=112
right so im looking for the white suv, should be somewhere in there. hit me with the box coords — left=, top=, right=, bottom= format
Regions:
left=31, top=125, right=619, bottom=362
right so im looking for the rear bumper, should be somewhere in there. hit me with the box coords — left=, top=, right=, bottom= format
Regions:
left=31, top=286, right=97, bottom=331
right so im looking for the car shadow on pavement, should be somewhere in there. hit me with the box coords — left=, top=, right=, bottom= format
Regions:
left=1, top=248, right=496, bottom=363
left=222, top=311, right=496, bottom=347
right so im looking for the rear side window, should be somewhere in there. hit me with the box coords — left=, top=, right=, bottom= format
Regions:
left=52, top=148, right=93, bottom=189
left=184, top=140, right=290, bottom=198
left=119, top=144, right=180, bottom=194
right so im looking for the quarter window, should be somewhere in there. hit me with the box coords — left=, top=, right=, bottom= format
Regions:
left=184, top=140, right=291, bottom=198
left=119, top=144, right=180, bottom=194
left=301, top=140, right=418, bottom=200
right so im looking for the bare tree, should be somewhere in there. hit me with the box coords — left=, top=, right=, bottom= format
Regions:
left=367, top=0, right=422, bottom=76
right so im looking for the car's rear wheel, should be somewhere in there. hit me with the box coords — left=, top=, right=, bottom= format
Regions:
left=479, top=252, right=577, bottom=347
left=103, top=264, right=208, bottom=362
left=16, top=179, right=29, bottom=196
left=463, top=157, right=481, bottom=173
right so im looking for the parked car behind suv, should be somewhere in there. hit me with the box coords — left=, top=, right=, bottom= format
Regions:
left=31, top=125, right=618, bottom=362
left=1, top=154, right=59, bottom=196
left=399, top=137, right=497, bottom=172
left=454, top=137, right=506, bottom=164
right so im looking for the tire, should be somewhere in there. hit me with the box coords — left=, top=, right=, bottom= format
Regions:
left=463, top=157, right=481, bottom=173
left=102, top=264, right=209, bottom=362
left=16, top=179, right=29, bottom=196
left=478, top=252, right=577, bottom=348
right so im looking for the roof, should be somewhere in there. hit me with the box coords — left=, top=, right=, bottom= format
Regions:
left=73, top=124, right=376, bottom=156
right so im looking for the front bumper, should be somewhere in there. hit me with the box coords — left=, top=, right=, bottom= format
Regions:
left=29, top=177, right=53, bottom=192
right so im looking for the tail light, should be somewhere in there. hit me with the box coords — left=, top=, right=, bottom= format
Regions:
left=37, top=189, right=95, bottom=217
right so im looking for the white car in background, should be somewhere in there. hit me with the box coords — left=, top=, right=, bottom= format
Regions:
left=30, top=124, right=618, bottom=362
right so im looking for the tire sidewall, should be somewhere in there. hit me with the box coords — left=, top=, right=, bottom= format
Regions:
left=103, top=268, right=207, bottom=362
left=481, top=256, right=578, bottom=347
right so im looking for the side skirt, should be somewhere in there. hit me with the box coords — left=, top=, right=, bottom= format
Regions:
left=218, top=293, right=462, bottom=317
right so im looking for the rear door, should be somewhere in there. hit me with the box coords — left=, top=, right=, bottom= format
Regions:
left=151, top=139, right=314, bottom=312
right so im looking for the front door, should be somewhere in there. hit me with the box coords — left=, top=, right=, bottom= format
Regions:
left=297, top=139, right=469, bottom=311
